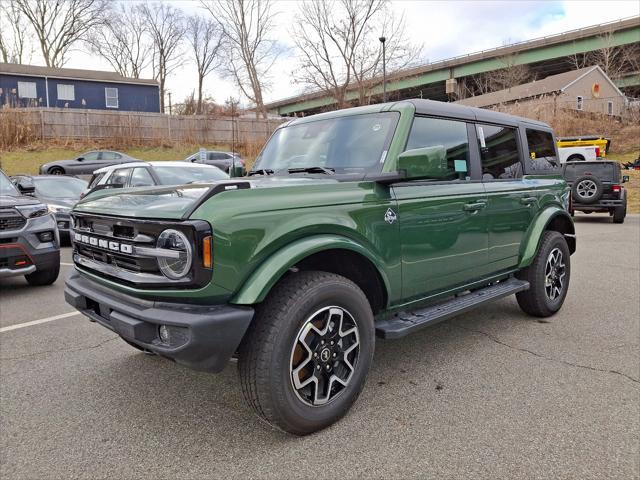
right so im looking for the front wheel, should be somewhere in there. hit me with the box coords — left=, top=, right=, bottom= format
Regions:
left=25, top=264, right=60, bottom=286
left=48, top=166, right=65, bottom=175
left=238, top=271, right=375, bottom=435
left=516, top=231, right=571, bottom=317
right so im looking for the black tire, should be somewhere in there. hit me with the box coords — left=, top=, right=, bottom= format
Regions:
left=516, top=231, right=570, bottom=318
left=238, top=271, right=375, bottom=435
left=572, top=175, right=603, bottom=204
left=613, top=196, right=626, bottom=224
left=25, top=263, right=60, bottom=286
left=48, top=166, right=65, bottom=175
left=567, top=154, right=585, bottom=162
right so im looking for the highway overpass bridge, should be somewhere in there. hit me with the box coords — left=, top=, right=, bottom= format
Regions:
left=267, top=16, right=640, bottom=116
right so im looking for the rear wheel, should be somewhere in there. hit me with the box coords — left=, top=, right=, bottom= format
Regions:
left=516, top=231, right=570, bottom=317
left=25, top=263, right=60, bottom=286
left=238, top=271, right=375, bottom=435
left=613, top=200, right=626, bottom=224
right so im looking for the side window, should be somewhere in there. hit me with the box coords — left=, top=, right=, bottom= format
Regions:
left=130, top=168, right=154, bottom=187
left=88, top=172, right=105, bottom=188
left=209, top=152, right=229, bottom=160
left=101, top=152, right=117, bottom=160
left=526, top=129, right=560, bottom=173
left=108, top=168, right=132, bottom=186
left=476, top=124, right=522, bottom=180
left=84, top=151, right=100, bottom=161
left=405, top=116, right=471, bottom=180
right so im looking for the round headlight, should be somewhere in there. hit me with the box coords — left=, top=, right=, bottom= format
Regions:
left=156, top=229, right=192, bottom=280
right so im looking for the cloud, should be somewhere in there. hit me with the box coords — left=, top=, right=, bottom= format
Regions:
left=56, top=0, right=639, bottom=107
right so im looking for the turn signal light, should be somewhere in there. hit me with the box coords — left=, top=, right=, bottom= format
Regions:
left=202, top=236, right=212, bottom=268
left=595, top=147, right=601, bottom=157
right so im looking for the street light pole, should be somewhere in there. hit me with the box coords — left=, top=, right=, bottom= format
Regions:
left=379, top=36, right=387, bottom=103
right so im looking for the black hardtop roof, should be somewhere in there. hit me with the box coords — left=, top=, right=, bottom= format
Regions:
left=283, top=99, right=552, bottom=130
left=406, top=99, right=551, bottom=128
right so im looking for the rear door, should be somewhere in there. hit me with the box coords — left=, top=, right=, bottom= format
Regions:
left=477, top=123, right=537, bottom=271
left=394, top=116, right=488, bottom=301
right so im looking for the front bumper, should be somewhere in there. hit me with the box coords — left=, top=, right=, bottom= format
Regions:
left=0, top=213, right=60, bottom=278
left=64, top=271, right=254, bottom=372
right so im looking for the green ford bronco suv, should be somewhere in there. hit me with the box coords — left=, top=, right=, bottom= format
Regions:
left=65, top=100, right=575, bottom=434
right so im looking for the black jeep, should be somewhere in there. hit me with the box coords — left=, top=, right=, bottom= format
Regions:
left=563, top=161, right=628, bottom=223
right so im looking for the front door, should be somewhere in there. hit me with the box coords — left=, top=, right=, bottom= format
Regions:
left=395, top=116, right=488, bottom=302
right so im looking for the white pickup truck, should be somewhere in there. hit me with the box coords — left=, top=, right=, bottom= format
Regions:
left=557, top=136, right=610, bottom=163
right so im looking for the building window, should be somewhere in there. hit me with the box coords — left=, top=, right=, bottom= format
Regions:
left=57, top=84, right=75, bottom=101
left=607, top=101, right=613, bottom=116
left=105, top=87, right=119, bottom=108
left=17, top=81, right=37, bottom=99
left=576, top=96, right=583, bottom=111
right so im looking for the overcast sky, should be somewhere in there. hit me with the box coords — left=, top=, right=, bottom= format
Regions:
left=57, top=0, right=640, bottom=107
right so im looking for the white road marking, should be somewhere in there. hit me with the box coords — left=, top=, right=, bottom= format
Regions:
left=61, top=262, right=74, bottom=266
left=0, top=311, right=81, bottom=333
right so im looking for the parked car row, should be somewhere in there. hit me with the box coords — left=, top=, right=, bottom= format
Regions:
left=1, top=149, right=234, bottom=286
left=40, top=149, right=245, bottom=175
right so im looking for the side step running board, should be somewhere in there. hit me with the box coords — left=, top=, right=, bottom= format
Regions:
left=376, top=278, right=530, bottom=339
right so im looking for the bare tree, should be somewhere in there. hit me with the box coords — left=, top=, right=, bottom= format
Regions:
left=186, top=15, right=224, bottom=114
left=85, top=3, right=152, bottom=79
left=349, top=9, right=421, bottom=105
left=489, top=54, right=533, bottom=91
left=139, top=2, right=185, bottom=113
left=201, top=0, right=279, bottom=119
left=0, top=2, right=34, bottom=64
left=292, top=0, right=385, bottom=109
left=14, top=0, right=107, bottom=67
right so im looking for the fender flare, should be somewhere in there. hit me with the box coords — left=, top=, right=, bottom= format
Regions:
left=518, top=206, right=575, bottom=268
left=231, top=235, right=391, bottom=305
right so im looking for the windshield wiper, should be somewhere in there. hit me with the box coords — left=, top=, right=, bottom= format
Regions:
left=247, top=168, right=274, bottom=176
left=287, top=166, right=335, bottom=175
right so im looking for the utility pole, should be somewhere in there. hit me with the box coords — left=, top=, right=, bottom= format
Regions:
left=167, top=92, right=172, bottom=115
left=379, top=36, right=387, bottom=103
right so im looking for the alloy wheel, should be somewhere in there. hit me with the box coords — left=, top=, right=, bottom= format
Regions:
left=544, top=247, right=566, bottom=301
left=289, top=306, right=360, bottom=406
left=576, top=179, right=597, bottom=199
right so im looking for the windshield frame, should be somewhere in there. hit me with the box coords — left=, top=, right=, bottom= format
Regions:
left=252, top=111, right=400, bottom=178
left=0, top=171, right=20, bottom=196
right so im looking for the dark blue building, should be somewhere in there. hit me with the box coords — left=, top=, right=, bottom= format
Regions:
left=0, top=63, right=160, bottom=112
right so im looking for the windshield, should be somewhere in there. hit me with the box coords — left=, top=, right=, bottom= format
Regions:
left=33, top=177, right=87, bottom=197
left=0, top=171, right=20, bottom=196
left=253, top=112, right=399, bottom=175
left=153, top=165, right=228, bottom=185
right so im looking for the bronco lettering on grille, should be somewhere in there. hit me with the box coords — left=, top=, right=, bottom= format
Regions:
left=75, top=233, right=133, bottom=254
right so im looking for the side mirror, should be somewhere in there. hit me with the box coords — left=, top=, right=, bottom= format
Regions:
left=15, top=180, right=36, bottom=195
left=622, top=175, right=629, bottom=183
left=76, top=157, right=84, bottom=162
left=397, top=146, right=451, bottom=180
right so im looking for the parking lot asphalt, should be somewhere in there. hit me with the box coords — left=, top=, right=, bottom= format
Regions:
left=1, top=215, right=638, bottom=480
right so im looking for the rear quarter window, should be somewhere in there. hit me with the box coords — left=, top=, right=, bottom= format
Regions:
left=525, top=128, right=561, bottom=174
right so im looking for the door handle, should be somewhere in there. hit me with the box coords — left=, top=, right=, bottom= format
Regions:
left=520, top=197, right=537, bottom=206
left=463, top=201, right=487, bottom=212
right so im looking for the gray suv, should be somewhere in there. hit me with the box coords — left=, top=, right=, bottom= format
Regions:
left=0, top=170, right=60, bottom=285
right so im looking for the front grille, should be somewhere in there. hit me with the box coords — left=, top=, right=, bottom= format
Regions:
left=0, top=209, right=26, bottom=231
left=71, top=213, right=212, bottom=289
